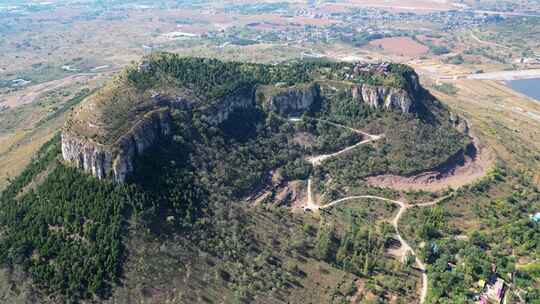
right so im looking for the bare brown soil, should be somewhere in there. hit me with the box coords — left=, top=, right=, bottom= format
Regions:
left=416, top=34, right=445, bottom=46
left=366, top=137, right=494, bottom=191
left=369, top=37, right=429, bottom=57
left=174, top=24, right=216, bottom=34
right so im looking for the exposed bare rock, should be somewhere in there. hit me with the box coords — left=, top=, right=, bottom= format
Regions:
left=257, top=83, right=319, bottom=115
left=61, top=79, right=421, bottom=183
left=351, top=84, right=415, bottom=113
left=62, top=90, right=257, bottom=182
left=201, top=91, right=255, bottom=125
left=62, top=109, right=172, bottom=183
left=61, top=132, right=112, bottom=180
left=449, top=112, right=470, bottom=135
left=61, top=57, right=432, bottom=183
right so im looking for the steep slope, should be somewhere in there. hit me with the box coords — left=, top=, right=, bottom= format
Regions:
left=0, top=54, right=473, bottom=303
left=61, top=54, right=429, bottom=183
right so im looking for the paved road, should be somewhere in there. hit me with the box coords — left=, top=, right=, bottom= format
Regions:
left=466, top=69, right=540, bottom=81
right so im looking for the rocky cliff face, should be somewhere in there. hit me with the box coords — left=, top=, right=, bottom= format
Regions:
left=62, top=60, right=430, bottom=183
left=351, top=84, right=415, bottom=113
left=449, top=112, right=470, bottom=135
left=62, top=108, right=172, bottom=183
left=347, top=68, right=422, bottom=114
left=258, top=83, right=318, bottom=115
left=62, top=88, right=261, bottom=183
left=61, top=132, right=113, bottom=180
left=202, top=92, right=255, bottom=125
left=62, top=80, right=422, bottom=182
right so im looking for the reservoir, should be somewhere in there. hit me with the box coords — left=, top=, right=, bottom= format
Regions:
left=507, top=78, right=540, bottom=102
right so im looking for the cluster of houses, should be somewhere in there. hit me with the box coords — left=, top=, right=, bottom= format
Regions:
left=353, top=62, right=392, bottom=74
left=474, top=215, right=540, bottom=303
left=199, top=4, right=512, bottom=51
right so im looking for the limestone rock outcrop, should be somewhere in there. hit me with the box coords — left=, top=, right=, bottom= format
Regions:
left=62, top=109, right=172, bottom=183
left=202, top=91, right=255, bottom=125
left=351, top=84, right=415, bottom=113
left=449, top=112, right=470, bottom=135
left=258, top=83, right=318, bottom=115
left=61, top=58, right=431, bottom=183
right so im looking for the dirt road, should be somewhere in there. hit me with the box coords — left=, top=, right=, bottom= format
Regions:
left=470, top=32, right=511, bottom=51
left=298, top=118, right=384, bottom=166
left=315, top=195, right=433, bottom=303
left=296, top=117, right=476, bottom=304
left=0, top=74, right=94, bottom=108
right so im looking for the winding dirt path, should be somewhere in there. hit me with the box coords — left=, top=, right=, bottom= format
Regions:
left=306, top=136, right=382, bottom=166
left=292, top=117, right=384, bottom=166
left=295, top=118, right=463, bottom=304
left=292, top=117, right=490, bottom=303
left=308, top=194, right=430, bottom=303
left=316, top=195, right=449, bottom=303
left=470, top=31, right=511, bottom=51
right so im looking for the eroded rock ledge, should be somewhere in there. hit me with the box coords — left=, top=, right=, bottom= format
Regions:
left=61, top=58, right=427, bottom=183
left=258, top=83, right=319, bottom=115
left=62, top=85, right=319, bottom=182
left=351, top=84, right=415, bottom=113
left=62, top=108, right=172, bottom=182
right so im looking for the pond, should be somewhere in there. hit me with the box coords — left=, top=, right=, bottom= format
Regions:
left=506, top=78, right=540, bottom=102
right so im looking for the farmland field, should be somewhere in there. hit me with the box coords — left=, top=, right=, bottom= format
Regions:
left=369, top=37, right=429, bottom=57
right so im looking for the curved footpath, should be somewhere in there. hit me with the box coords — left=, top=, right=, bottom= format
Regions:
left=295, top=117, right=384, bottom=166
left=294, top=117, right=458, bottom=304
left=314, top=195, right=448, bottom=303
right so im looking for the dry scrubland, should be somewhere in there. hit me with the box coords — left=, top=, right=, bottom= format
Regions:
left=430, top=78, right=540, bottom=176
left=0, top=75, right=109, bottom=189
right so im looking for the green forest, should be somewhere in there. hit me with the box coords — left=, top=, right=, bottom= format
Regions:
left=399, top=166, right=540, bottom=303
left=5, top=56, right=534, bottom=303
left=126, top=53, right=418, bottom=101
left=0, top=93, right=470, bottom=302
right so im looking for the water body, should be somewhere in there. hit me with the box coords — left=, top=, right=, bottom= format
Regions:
left=507, top=78, right=540, bottom=102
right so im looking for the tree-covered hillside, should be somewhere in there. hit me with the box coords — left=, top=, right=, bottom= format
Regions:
left=0, top=56, right=480, bottom=303
left=128, top=53, right=418, bottom=100
left=0, top=104, right=432, bottom=302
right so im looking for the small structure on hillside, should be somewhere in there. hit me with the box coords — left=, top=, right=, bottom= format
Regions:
left=478, top=265, right=507, bottom=304
left=530, top=212, right=540, bottom=223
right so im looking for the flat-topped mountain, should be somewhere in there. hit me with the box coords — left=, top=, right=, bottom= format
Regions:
left=62, top=53, right=426, bottom=182
left=1, top=52, right=477, bottom=304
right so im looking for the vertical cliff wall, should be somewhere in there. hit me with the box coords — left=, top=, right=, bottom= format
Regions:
left=61, top=58, right=433, bottom=183
left=351, top=84, right=415, bottom=113
left=202, top=91, right=255, bottom=125
left=257, top=83, right=319, bottom=115
left=62, top=109, right=172, bottom=183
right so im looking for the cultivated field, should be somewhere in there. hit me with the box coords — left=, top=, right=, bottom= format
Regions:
left=369, top=37, right=429, bottom=57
